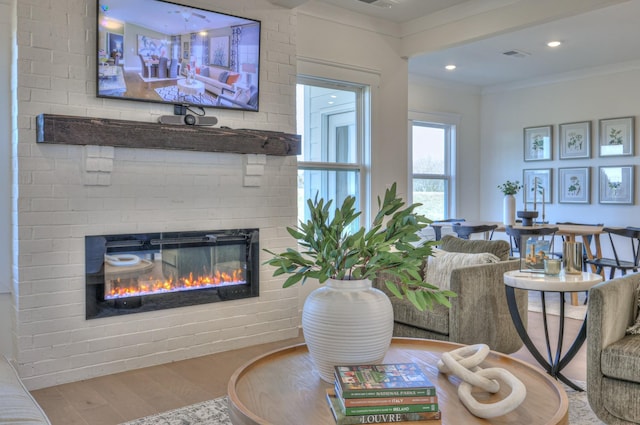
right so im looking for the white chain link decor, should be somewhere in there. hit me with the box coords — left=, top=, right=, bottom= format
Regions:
left=437, top=344, right=527, bottom=418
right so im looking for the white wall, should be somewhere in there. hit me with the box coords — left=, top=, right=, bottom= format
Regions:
left=0, top=294, right=12, bottom=359
left=480, top=68, right=640, bottom=227
left=296, top=4, right=409, bottom=211
left=12, top=0, right=300, bottom=390
left=0, top=0, right=14, bottom=361
left=0, top=0, right=12, bottom=295
left=408, top=75, right=482, bottom=220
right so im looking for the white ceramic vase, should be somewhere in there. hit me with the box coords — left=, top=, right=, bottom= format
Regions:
left=301, top=278, right=394, bottom=382
left=503, top=194, right=516, bottom=226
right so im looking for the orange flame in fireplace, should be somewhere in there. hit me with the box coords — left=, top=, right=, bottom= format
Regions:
left=106, top=268, right=245, bottom=299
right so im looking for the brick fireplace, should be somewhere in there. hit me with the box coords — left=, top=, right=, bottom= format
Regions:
left=15, top=134, right=299, bottom=390
left=12, top=0, right=300, bottom=391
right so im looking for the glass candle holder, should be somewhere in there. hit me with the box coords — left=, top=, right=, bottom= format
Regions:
left=544, top=258, right=561, bottom=275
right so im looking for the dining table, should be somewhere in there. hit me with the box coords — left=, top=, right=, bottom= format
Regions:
left=438, top=221, right=605, bottom=305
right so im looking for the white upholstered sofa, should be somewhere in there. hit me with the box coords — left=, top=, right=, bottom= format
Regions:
left=0, top=356, right=51, bottom=424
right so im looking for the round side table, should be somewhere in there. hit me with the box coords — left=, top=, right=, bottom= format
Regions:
left=503, top=270, right=602, bottom=391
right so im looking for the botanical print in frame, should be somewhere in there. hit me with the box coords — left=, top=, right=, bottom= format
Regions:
left=558, top=167, right=590, bottom=204
left=523, top=168, right=552, bottom=205
left=524, top=125, right=552, bottom=161
left=599, top=117, right=634, bottom=157
left=210, top=36, right=230, bottom=68
left=559, top=121, right=590, bottom=159
left=599, top=166, right=634, bottom=204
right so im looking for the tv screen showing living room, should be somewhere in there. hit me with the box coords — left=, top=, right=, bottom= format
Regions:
left=97, top=0, right=261, bottom=111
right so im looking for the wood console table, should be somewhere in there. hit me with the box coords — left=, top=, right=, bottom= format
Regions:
left=228, top=338, right=569, bottom=425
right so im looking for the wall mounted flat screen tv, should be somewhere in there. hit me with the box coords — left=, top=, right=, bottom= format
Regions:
left=97, top=0, right=261, bottom=111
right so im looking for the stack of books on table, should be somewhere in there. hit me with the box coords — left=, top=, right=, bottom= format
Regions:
left=326, top=363, right=441, bottom=424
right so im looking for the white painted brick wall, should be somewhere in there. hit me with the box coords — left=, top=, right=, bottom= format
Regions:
left=15, top=0, right=299, bottom=390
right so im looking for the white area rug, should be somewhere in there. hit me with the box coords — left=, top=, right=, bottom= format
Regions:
left=120, top=397, right=229, bottom=425
left=119, top=382, right=604, bottom=424
left=527, top=290, right=588, bottom=320
left=154, top=85, right=219, bottom=106
left=137, top=72, right=181, bottom=83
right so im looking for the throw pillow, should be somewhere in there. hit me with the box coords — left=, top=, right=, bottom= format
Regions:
left=226, top=73, right=240, bottom=85
left=200, top=67, right=210, bottom=78
left=439, top=235, right=510, bottom=261
left=234, top=88, right=251, bottom=104
left=425, top=249, right=501, bottom=290
left=626, top=288, right=640, bottom=335
left=218, top=71, right=229, bottom=83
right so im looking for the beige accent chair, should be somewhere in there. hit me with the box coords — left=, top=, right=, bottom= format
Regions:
left=587, top=274, right=640, bottom=424
left=373, top=236, right=527, bottom=354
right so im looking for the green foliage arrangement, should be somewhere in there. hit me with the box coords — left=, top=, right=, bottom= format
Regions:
left=497, top=180, right=522, bottom=196
left=263, top=183, right=456, bottom=311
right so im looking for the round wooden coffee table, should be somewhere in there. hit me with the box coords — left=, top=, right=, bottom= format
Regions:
left=228, top=338, right=568, bottom=425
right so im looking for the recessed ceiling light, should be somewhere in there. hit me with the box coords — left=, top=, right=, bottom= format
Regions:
left=547, top=41, right=562, bottom=48
left=445, top=65, right=456, bottom=71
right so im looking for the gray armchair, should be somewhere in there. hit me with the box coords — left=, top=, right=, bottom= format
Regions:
left=587, top=274, right=640, bottom=424
left=373, top=237, right=527, bottom=354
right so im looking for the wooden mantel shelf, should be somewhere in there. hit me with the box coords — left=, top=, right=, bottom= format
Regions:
left=36, top=114, right=301, bottom=156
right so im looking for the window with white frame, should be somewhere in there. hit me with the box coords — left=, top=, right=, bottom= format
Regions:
left=411, top=121, right=455, bottom=221
left=296, top=77, right=369, bottom=231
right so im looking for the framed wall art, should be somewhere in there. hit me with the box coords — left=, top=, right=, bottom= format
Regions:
left=524, top=125, right=552, bottom=161
left=183, top=41, right=190, bottom=60
left=599, top=165, right=634, bottom=204
left=519, top=234, right=554, bottom=273
left=599, top=117, right=634, bottom=157
left=209, top=36, right=230, bottom=68
left=558, top=167, right=590, bottom=204
left=523, top=168, right=552, bottom=205
left=107, top=33, right=124, bottom=59
left=559, top=121, right=590, bottom=159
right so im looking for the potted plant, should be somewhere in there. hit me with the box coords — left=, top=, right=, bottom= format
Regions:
left=498, top=180, right=522, bottom=226
left=264, top=183, right=455, bottom=381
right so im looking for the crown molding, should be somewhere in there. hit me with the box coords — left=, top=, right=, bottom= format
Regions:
left=482, top=59, right=640, bottom=94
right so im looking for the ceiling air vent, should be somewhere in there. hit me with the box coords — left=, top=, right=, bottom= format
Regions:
left=502, top=49, right=531, bottom=59
left=356, top=0, right=398, bottom=8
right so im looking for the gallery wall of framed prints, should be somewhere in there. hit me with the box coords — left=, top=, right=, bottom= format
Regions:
left=522, top=116, right=635, bottom=205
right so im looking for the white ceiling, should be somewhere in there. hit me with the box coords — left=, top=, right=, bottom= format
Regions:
left=105, top=0, right=640, bottom=88
left=101, top=0, right=256, bottom=35
left=317, top=0, right=470, bottom=23
left=310, top=0, right=640, bottom=88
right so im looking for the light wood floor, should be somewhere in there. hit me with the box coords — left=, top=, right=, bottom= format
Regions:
left=31, top=310, right=586, bottom=425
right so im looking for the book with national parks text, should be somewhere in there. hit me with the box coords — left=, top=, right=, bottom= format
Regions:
left=334, top=380, right=438, bottom=407
left=326, top=389, right=441, bottom=424
left=334, top=363, right=437, bottom=398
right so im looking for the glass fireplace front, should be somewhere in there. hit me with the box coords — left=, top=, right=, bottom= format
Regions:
left=85, top=229, right=259, bottom=319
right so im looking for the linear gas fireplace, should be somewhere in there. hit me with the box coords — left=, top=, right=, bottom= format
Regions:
left=85, top=229, right=259, bottom=319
